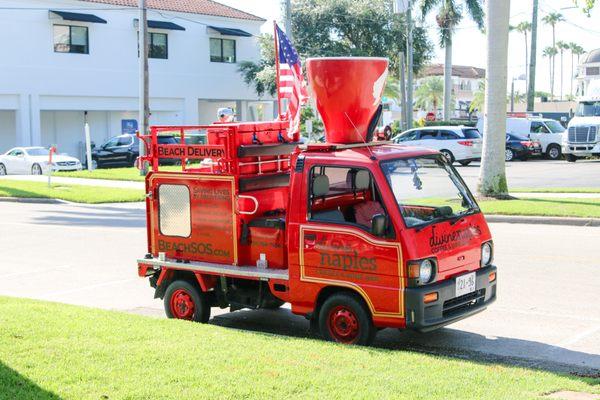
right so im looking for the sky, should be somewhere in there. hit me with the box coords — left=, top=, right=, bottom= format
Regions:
left=217, top=0, right=600, bottom=96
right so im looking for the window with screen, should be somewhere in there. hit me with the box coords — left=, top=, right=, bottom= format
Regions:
left=159, top=184, right=191, bottom=237
left=53, top=25, right=89, bottom=54
left=210, top=38, right=236, bottom=63
left=149, top=33, right=168, bottom=59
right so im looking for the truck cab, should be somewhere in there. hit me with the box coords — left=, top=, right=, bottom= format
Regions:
left=563, top=95, right=600, bottom=162
left=136, top=57, right=497, bottom=345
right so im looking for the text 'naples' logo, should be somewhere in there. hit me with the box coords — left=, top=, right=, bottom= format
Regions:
left=319, top=250, right=377, bottom=271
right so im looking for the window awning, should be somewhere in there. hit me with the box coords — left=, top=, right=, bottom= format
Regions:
left=208, top=26, right=251, bottom=37
left=49, top=10, right=107, bottom=24
left=147, top=20, right=186, bottom=31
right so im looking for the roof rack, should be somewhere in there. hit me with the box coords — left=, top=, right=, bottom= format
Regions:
left=302, top=141, right=391, bottom=152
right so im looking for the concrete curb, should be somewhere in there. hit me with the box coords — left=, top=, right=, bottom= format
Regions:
left=0, top=197, right=68, bottom=204
left=486, top=214, right=600, bottom=227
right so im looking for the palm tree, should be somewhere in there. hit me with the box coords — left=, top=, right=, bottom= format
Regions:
left=543, top=46, right=558, bottom=99
left=414, top=76, right=444, bottom=113
left=513, top=21, right=531, bottom=87
left=469, top=81, right=484, bottom=114
left=478, top=0, right=510, bottom=198
left=542, top=12, right=564, bottom=99
left=420, top=0, right=484, bottom=121
left=569, top=43, right=585, bottom=97
left=556, top=41, right=569, bottom=100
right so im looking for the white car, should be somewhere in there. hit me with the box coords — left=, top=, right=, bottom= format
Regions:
left=392, top=126, right=482, bottom=165
left=0, top=147, right=82, bottom=175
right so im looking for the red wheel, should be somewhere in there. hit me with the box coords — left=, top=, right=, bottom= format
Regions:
left=164, top=280, right=210, bottom=323
left=327, top=305, right=360, bottom=344
left=170, top=289, right=196, bottom=320
left=318, top=293, right=375, bottom=345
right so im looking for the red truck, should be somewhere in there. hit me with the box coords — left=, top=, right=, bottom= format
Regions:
left=137, top=58, right=496, bottom=345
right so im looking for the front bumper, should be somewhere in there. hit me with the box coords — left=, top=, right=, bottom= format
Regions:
left=404, top=265, right=497, bottom=332
left=562, top=142, right=600, bottom=156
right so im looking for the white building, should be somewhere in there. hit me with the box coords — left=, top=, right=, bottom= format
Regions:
left=0, top=0, right=274, bottom=158
left=577, top=48, right=600, bottom=97
left=415, top=64, right=485, bottom=119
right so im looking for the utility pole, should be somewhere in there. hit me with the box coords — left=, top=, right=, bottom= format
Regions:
left=138, top=0, right=149, bottom=175
left=399, top=51, right=408, bottom=130
left=510, top=78, right=515, bottom=112
left=527, top=0, right=538, bottom=112
left=406, top=0, right=413, bottom=129
left=284, top=0, right=292, bottom=40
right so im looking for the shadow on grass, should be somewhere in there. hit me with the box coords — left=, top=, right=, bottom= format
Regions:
left=512, top=197, right=600, bottom=208
left=208, top=307, right=600, bottom=379
left=0, top=362, right=62, bottom=400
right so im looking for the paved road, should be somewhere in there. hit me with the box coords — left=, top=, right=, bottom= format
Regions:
left=0, top=201, right=599, bottom=374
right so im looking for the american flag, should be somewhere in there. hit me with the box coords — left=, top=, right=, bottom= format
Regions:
left=276, top=24, right=307, bottom=138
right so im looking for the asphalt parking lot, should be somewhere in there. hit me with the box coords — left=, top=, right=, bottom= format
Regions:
left=456, top=158, right=600, bottom=189
left=0, top=200, right=598, bottom=374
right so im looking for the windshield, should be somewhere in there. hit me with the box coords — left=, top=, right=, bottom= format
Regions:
left=544, top=120, right=565, bottom=133
left=381, top=157, right=478, bottom=228
left=576, top=101, right=600, bottom=117
left=27, top=148, right=50, bottom=156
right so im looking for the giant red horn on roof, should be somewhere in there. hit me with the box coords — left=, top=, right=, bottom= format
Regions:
left=306, top=57, right=389, bottom=144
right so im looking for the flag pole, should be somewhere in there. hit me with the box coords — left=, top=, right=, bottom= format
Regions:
left=273, top=21, right=283, bottom=120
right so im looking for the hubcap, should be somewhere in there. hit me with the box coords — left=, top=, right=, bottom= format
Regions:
left=442, top=151, right=451, bottom=162
left=327, top=305, right=360, bottom=344
left=170, top=289, right=195, bottom=320
left=549, top=147, right=559, bottom=159
left=33, top=165, right=41, bottom=175
left=0, top=165, right=5, bottom=175
left=505, top=149, right=513, bottom=161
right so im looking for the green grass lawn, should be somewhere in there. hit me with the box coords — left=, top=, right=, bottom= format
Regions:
left=512, top=188, right=600, bottom=194
left=56, top=166, right=186, bottom=182
left=0, top=180, right=144, bottom=203
left=478, top=197, right=600, bottom=218
left=0, top=297, right=597, bottom=400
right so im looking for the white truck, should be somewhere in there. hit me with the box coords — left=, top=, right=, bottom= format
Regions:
left=563, top=84, right=600, bottom=162
left=476, top=114, right=565, bottom=160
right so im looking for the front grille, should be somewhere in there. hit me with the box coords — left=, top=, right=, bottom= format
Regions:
left=443, top=289, right=486, bottom=318
left=57, top=161, right=77, bottom=166
left=568, top=126, right=598, bottom=143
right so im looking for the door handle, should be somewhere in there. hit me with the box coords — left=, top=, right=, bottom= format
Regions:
left=304, top=233, right=316, bottom=248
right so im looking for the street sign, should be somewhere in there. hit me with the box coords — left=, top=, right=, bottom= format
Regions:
left=122, top=119, right=138, bottom=135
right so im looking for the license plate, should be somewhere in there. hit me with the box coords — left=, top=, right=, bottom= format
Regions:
left=455, top=272, right=476, bottom=297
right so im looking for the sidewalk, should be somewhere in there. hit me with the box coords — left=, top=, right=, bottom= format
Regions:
left=0, top=175, right=144, bottom=190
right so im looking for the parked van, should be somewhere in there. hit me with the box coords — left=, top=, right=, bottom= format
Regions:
left=477, top=115, right=565, bottom=160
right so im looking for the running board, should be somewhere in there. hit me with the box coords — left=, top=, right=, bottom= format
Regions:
left=138, top=257, right=289, bottom=281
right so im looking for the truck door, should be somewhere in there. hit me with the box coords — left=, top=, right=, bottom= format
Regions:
left=299, top=165, right=404, bottom=319
left=147, top=173, right=238, bottom=265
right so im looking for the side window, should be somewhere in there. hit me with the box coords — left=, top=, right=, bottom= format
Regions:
left=117, top=136, right=133, bottom=146
left=104, top=137, right=120, bottom=148
left=418, top=130, right=438, bottom=139
left=395, top=130, right=418, bottom=142
left=439, top=130, right=460, bottom=140
left=159, top=184, right=191, bottom=237
left=308, top=166, right=391, bottom=236
left=530, top=122, right=549, bottom=134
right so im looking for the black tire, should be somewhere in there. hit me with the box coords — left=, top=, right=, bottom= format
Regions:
left=0, top=163, right=6, bottom=175
left=566, top=154, right=577, bottom=163
left=31, top=163, right=42, bottom=175
left=458, top=160, right=471, bottom=166
left=164, top=280, right=211, bottom=323
left=440, top=149, right=455, bottom=164
left=505, top=149, right=515, bottom=162
left=546, top=144, right=561, bottom=160
left=318, top=293, right=375, bottom=346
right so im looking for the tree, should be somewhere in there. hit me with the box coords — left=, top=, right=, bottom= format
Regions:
left=414, top=76, right=444, bottom=112
left=556, top=41, right=569, bottom=100
left=511, top=21, right=531, bottom=88
left=542, top=12, right=564, bottom=99
left=469, top=81, right=484, bottom=114
left=478, top=0, right=510, bottom=198
left=291, top=0, right=433, bottom=72
left=238, top=34, right=277, bottom=97
left=569, top=43, right=585, bottom=97
left=420, top=0, right=485, bottom=121
left=543, top=46, right=558, bottom=98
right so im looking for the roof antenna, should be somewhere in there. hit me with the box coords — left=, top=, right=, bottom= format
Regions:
left=344, top=112, right=377, bottom=160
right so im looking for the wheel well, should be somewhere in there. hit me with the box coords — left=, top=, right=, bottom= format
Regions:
left=313, top=286, right=372, bottom=319
left=155, top=269, right=199, bottom=299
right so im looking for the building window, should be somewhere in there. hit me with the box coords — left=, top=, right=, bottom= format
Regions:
left=210, top=38, right=236, bottom=63
left=53, top=25, right=89, bottom=54
left=586, top=67, right=600, bottom=76
left=149, top=32, right=168, bottom=59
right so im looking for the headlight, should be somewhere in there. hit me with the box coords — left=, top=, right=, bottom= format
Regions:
left=481, top=242, right=493, bottom=266
left=408, top=258, right=436, bottom=285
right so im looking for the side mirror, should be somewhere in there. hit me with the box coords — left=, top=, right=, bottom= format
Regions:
left=371, top=214, right=387, bottom=237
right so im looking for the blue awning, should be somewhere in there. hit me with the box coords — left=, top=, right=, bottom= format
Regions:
left=50, top=10, right=107, bottom=24
left=208, top=26, right=251, bottom=37
left=147, top=20, right=185, bottom=31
